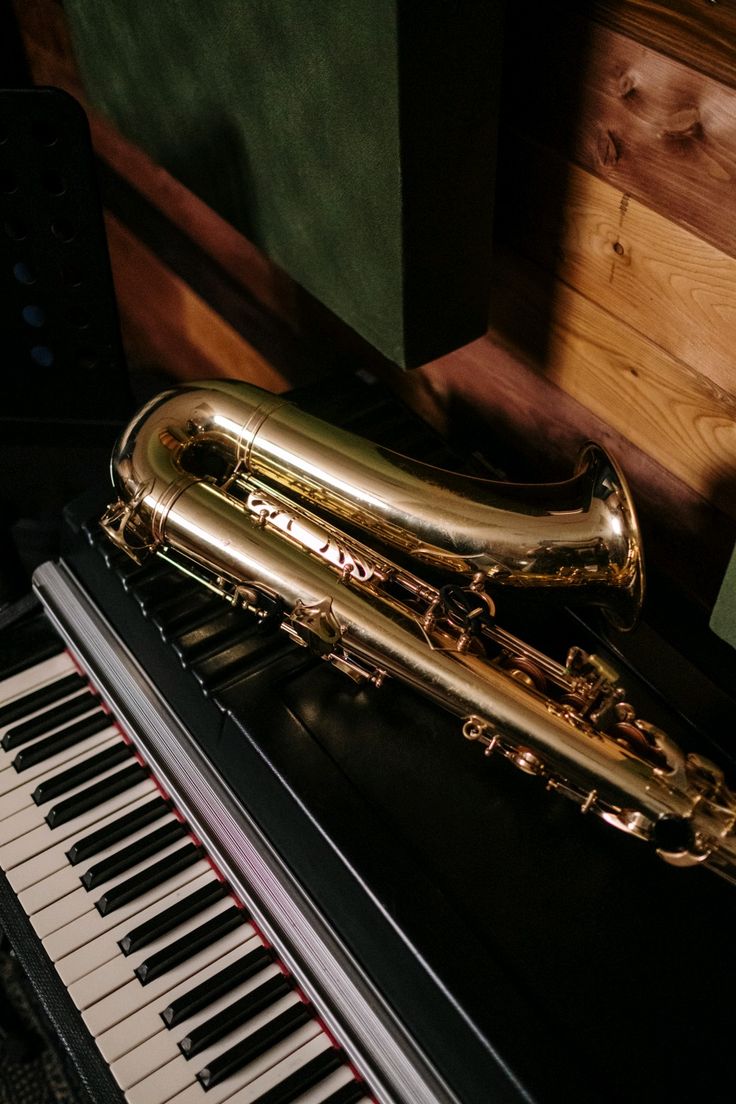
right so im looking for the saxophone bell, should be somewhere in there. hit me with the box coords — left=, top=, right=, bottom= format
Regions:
left=148, top=380, right=645, bottom=629
left=100, top=381, right=736, bottom=886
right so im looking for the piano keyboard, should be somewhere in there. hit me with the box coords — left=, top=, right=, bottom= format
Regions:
left=0, top=638, right=369, bottom=1104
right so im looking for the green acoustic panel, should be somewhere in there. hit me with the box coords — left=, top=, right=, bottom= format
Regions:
left=64, top=1, right=503, bottom=367
left=711, top=543, right=736, bottom=651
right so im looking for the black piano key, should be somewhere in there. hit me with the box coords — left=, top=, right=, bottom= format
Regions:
left=172, top=610, right=253, bottom=664
left=120, top=878, right=228, bottom=955
left=95, top=841, right=202, bottom=916
left=192, top=633, right=285, bottom=696
left=66, top=795, right=170, bottom=865
left=251, top=1048, right=347, bottom=1104
left=46, top=762, right=149, bottom=829
left=0, top=671, right=86, bottom=728
left=161, top=945, right=274, bottom=1027
left=3, top=689, right=96, bottom=750
left=13, top=711, right=112, bottom=773
left=179, top=973, right=294, bottom=1060
left=0, top=615, right=64, bottom=680
left=134, top=903, right=246, bottom=985
left=318, top=1082, right=368, bottom=1104
left=32, top=741, right=133, bottom=804
left=149, top=589, right=222, bottom=636
left=81, top=818, right=188, bottom=890
left=197, top=1002, right=314, bottom=1090
left=127, top=567, right=188, bottom=602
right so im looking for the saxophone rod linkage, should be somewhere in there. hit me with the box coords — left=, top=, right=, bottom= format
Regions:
left=100, top=381, right=736, bottom=886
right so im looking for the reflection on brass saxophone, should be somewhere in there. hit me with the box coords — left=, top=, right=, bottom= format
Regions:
left=101, top=381, right=736, bottom=884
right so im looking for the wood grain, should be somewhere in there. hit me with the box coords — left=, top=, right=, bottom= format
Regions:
left=503, top=19, right=736, bottom=258
left=590, top=0, right=736, bottom=90
left=104, top=214, right=290, bottom=392
left=499, top=138, right=736, bottom=398
left=13, top=0, right=81, bottom=91
left=486, top=251, right=736, bottom=521
left=385, top=331, right=736, bottom=612
left=89, top=113, right=300, bottom=326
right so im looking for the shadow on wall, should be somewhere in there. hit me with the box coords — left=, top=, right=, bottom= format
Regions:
left=490, top=4, right=596, bottom=371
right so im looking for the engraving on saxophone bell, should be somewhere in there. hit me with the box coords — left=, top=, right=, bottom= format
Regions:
left=101, top=381, right=736, bottom=889
left=247, top=491, right=374, bottom=582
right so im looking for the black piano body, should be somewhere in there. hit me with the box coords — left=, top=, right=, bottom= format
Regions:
left=0, top=480, right=734, bottom=1104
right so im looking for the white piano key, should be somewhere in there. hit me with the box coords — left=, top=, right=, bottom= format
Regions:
left=3, top=789, right=160, bottom=889
left=0, top=746, right=136, bottom=851
left=66, top=893, right=238, bottom=1010
left=96, top=941, right=259, bottom=1064
left=293, top=1066, right=359, bottom=1104
left=0, top=779, right=157, bottom=871
left=15, top=808, right=181, bottom=914
left=0, top=721, right=117, bottom=803
left=165, top=1027, right=329, bottom=1104
left=112, top=958, right=282, bottom=1091
left=44, top=860, right=209, bottom=964
left=0, top=684, right=93, bottom=759
left=29, top=836, right=202, bottom=938
left=122, top=992, right=310, bottom=1104
left=82, top=919, right=249, bottom=1036
left=0, top=652, right=75, bottom=708
left=54, top=869, right=217, bottom=985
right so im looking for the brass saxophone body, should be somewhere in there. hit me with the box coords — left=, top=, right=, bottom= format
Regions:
left=101, top=381, right=736, bottom=884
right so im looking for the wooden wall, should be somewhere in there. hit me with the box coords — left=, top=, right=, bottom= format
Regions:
left=400, top=2, right=736, bottom=617
left=11, top=0, right=736, bottom=625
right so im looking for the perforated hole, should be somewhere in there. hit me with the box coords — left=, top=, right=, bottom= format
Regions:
left=22, top=304, right=46, bottom=328
left=69, top=304, right=91, bottom=329
left=78, top=349, right=99, bottom=371
left=4, top=218, right=28, bottom=241
left=51, top=217, right=75, bottom=242
left=0, top=168, right=18, bottom=194
left=31, top=119, right=58, bottom=146
left=41, top=170, right=66, bottom=196
left=60, top=261, right=84, bottom=287
left=13, top=261, right=36, bottom=285
left=30, top=345, right=54, bottom=367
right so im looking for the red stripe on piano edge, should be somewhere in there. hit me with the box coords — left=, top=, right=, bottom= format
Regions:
left=93, top=727, right=338, bottom=1039
left=202, top=851, right=228, bottom=883
left=311, top=1010, right=341, bottom=1050
left=65, top=648, right=86, bottom=678
left=116, top=725, right=132, bottom=745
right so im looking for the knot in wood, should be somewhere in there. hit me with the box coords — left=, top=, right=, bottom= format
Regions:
left=618, top=72, right=637, bottom=99
left=596, top=128, right=621, bottom=168
left=662, top=105, right=703, bottom=143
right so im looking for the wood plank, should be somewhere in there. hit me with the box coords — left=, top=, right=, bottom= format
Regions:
left=497, top=137, right=736, bottom=398
left=13, top=0, right=355, bottom=354
left=484, top=251, right=736, bottom=522
left=89, top=112, right=300, bottom=326
left=12, top=0, right=81, bottom=91
left=590, top=0, right=736, bottom=91
left=385, top=329, right=736, bottom=613
left=502, top=16, right=736, bottom=258
left=103, top=213, right=289, bottom=392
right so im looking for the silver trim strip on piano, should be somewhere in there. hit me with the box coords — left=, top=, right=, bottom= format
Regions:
left=33, top=560, right=463, bottom=1104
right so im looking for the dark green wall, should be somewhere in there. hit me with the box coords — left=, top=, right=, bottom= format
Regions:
left=66, top=1, right=502, bottom=367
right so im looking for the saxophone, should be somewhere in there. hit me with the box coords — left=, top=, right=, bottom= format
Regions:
left=101, top=380, right=736, bottom=884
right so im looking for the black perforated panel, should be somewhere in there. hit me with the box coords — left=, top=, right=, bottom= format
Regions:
left=0, top=87, right=131, bottom=427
